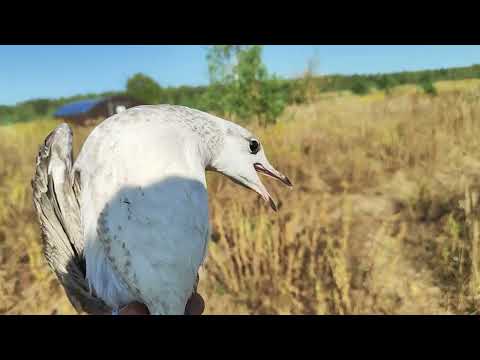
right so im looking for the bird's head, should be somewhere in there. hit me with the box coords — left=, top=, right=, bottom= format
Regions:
left=207, top=121, right=292, bottom=211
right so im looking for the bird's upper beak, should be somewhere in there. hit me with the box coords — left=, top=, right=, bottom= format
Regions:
left=253, top=162, right=293, bottom=211
left=254, top=162, right=292, bottom=187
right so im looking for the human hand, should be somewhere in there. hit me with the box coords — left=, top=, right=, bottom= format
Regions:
left=111, top=292, right=205, bottom=315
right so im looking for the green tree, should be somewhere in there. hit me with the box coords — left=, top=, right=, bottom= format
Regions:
left=126, top=73, right=163, bottom=104
left=201, top=45, right=247, bottom=117
left=257, top=76, right=287, bottom=125
left=202, top=45, right=286, bottom=126
left=290, top=56, right=321, bottom=104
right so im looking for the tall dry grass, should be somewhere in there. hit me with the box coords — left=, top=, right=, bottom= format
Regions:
left=2, top=83, right=480, bottom=314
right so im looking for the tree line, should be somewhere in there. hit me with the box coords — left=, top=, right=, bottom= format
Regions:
left=2, top=46, right=480, bottom=125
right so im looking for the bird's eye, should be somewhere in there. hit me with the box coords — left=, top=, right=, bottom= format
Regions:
left=249, top=139, right=260, bottom=154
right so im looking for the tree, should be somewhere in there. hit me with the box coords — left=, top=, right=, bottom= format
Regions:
left=290, top=55, right=321, bottom=104
left=126, top=73, right=163, bottom=104
left=202, top=45, right=287, bottom=126
left=257, top=76, right=287, bottom=125
left=200, top=46, right=239, bottom=116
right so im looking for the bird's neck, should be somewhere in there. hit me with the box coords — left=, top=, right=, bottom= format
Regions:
left=182, top=132, right=218, bottom=188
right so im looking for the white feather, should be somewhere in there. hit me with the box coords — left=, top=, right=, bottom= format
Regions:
left=74, top=105, right=221, bottom=314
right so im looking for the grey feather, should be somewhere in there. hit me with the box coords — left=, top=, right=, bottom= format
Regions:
left=31, top=123, right=109, bottom=314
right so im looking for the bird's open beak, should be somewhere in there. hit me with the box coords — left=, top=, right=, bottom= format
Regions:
left=253, top=162, right=293, bottom=211
left=254, top=163, right=293, bottom=187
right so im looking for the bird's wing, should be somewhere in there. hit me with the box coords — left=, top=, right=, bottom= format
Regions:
left=32, top=123, right=109, bottom=314
left=96, top=176, right=210, bottom=315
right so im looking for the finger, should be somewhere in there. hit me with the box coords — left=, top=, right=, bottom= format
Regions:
left=185, top=293, right=205, bottom=315
left=118, top=302, right=150, bottom=315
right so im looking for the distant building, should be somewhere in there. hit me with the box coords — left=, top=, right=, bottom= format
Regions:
left=53, top=95, right=142, bottom=126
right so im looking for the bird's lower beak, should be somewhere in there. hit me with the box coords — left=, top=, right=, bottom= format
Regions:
left=253, top=162, right=293, bottom=211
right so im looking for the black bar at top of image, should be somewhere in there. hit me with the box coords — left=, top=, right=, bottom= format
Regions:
left=1, top=13, right=480, bottom=45
left=3, top=1, right=480, bottom=44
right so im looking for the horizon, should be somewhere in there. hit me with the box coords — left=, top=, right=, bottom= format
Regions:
left=2, top=45, right=480, bottom=106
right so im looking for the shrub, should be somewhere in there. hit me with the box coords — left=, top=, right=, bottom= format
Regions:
left=420, top=80, right=438, bottom=96
left=351, top=81, right=370, bottom=95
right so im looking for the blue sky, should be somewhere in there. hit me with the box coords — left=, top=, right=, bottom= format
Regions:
left=1, top=45, right=480, bottom=105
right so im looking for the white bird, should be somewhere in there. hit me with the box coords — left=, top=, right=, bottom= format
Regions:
left=32, top=105, right=292, bottom=315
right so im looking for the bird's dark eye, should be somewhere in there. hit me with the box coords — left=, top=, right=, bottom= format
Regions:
left=249, top=139, right=260, bottom=154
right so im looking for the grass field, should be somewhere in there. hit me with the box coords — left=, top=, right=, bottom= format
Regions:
left=2, top=81, right=480, bottom=314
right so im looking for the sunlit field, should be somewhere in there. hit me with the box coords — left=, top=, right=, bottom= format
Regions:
left=2, top=81, right=480, bottom=314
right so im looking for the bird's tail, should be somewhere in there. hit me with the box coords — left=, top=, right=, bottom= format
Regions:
left=31, top=123, right=109, bottom=314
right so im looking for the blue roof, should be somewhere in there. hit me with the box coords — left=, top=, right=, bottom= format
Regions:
left=54, top=98, right=104, bottom=117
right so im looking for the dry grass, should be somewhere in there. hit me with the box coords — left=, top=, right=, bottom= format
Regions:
left=2, top=82, right=480, bottom=314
